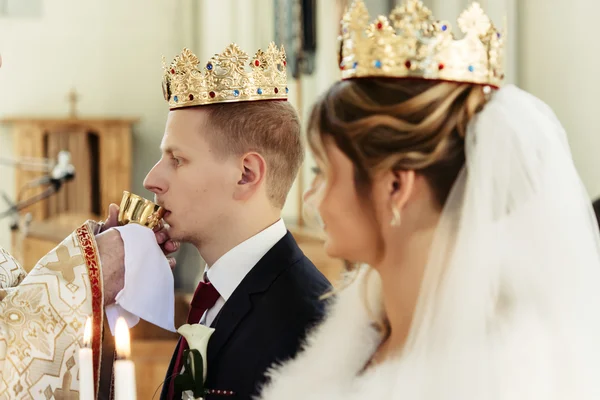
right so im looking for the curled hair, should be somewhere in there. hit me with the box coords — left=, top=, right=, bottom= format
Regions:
left=309, top=79, right=489, bottom=329
left=308, top=78, right=488, bottom=209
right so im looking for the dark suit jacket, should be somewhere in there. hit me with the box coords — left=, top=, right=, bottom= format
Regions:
left=593, top=198, right=600, bottom=228
left=160, top=231, right=332, bottom=399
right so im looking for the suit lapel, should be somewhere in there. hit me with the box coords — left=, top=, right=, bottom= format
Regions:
left=207, top=232, right=303, bottom=365
left=206, top=291, right=252, bottom=365
left=160, top=337, right=183, bottom=400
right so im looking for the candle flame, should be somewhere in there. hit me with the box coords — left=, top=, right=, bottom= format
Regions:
left=115, top=317, right=131, bottom=359
left=83, top=317, right=92, bottom=348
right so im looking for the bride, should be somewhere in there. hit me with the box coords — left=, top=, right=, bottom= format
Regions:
left=258, top=1, right=600, bottom=399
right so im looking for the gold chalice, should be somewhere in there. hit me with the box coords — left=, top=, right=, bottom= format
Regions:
left=118, top=191, right=165, bottom=230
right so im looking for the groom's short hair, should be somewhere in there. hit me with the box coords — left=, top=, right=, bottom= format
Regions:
left=202, top=100, right=303, bottom=209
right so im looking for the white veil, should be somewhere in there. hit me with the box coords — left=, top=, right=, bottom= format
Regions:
left=397, top=84, right=600, bottom=399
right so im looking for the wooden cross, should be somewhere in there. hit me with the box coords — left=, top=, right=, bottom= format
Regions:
left=67, top=88, right=79, bottom=118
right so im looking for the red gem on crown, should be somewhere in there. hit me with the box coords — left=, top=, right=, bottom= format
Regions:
left=209, top=91, right=216, bottom=98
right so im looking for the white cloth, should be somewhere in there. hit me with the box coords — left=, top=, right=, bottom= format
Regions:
left=200, top=219, right=287, bottom=327
left=259, top=85, right=600, bottom=400
left=105, top=224, right=176, bottom=334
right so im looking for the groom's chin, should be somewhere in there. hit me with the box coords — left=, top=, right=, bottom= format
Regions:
left=168, top=227, right=190, bottom=244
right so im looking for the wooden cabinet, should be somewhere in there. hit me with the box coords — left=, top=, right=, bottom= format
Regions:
left=3, top=117, right=135, bottom=220
left=131, top=340, right=178, bottom=399
left=10, top=212, right=98, bottom=272
left=1, top=117, right=136, bottom=269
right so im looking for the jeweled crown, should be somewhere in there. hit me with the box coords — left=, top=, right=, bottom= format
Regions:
left=339, top=0, right=505, bottom=87
left=162, top=42, right=288, bottom=109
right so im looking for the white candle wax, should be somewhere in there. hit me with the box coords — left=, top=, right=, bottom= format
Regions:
left=114, top=359, right=137, bottom=400
left=114, top=317, right=136, bottom=400
left=78, top=348, right=94, bottom=399
left=78, top=317, right=94, bottom=399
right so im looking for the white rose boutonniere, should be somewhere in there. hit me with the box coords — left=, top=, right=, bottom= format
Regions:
left=175, top=324, right=215, bottom=399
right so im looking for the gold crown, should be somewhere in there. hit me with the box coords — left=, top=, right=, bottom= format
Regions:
left=339, top=0, right=505, bottom=87
left=162, top=43, right=288, bottom=109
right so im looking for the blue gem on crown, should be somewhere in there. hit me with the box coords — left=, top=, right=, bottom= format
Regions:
left=163, top=43, right=289, bottom=108
left=337, top=0, right=505, bottom=88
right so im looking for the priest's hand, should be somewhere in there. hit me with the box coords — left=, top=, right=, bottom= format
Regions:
left=100, top=203, right=179, bottom=269
left=96, top=204, right=180, bottom=305
left=96, top=229, right=125, bottom=306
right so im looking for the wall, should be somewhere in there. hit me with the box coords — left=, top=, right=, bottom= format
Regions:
left=0, top=0, right=342, bottom=291
left=4, top=0, right=596, bottom=288
left=160, top=0, right=344, bottom=290
left=0, top=1, right=187, bottom=255
left=519, top=0, right=600, bottom=199
left=428, top=0, right=600, bottom=199
left=187, top=0, right=341, bottom=228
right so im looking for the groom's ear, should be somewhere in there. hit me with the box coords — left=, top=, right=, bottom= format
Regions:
left=233, top=152, right=267, bottom=201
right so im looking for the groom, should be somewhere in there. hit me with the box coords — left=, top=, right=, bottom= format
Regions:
left=593, top=198, right=600, bottom=227
left=149, top=44, right=331, bottom=399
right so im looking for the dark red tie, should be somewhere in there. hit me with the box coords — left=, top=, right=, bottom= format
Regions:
left=168, top=280, right=220, bottom=399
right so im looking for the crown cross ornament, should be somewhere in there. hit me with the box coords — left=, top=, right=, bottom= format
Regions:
left=339, top=0, right=505, bottom=88
left=162, top=43, right=288, bottom=109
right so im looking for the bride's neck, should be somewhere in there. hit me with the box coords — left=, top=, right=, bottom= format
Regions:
left=374, top=221, right=438, bottom=357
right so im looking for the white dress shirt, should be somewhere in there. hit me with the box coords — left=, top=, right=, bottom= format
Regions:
left=200, top=219, right=287, bottom=327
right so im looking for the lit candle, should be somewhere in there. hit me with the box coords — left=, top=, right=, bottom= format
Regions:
left=78, top=317, right=94, bottom=399
left=114, top=317, right=137, bottom=400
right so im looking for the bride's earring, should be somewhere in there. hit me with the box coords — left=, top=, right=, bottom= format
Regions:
left=390, top=207, right=401, bottom=227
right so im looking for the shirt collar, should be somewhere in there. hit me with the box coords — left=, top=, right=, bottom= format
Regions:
left=205, top=219, right=287, bottom=301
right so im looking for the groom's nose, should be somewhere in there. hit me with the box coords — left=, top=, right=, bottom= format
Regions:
left=144, top=161, right=168, bottom=195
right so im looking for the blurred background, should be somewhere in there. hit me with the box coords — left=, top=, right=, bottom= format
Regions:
left=0, top=0, right=598, bottom=395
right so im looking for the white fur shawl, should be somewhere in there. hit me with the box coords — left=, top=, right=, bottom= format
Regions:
left=257, top=266, right=595, bottom=400
left=257, top=268, right=401, bottom=400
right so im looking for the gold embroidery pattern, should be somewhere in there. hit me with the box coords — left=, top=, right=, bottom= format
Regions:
left=0, top=221, right=103, bottom=399
left=0, top=248, right=26, bottom=289
left=75, top=224, right=104, bottom=397
left=41, top=245, right=84, bottom=285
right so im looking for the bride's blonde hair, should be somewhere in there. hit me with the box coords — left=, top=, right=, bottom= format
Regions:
left=308, top=78, right=489, bottom=329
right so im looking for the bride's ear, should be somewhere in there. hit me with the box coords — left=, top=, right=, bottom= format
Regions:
left=389, top=170, right=415, bottom=211
left=372, top=169, right=415, bottom=227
